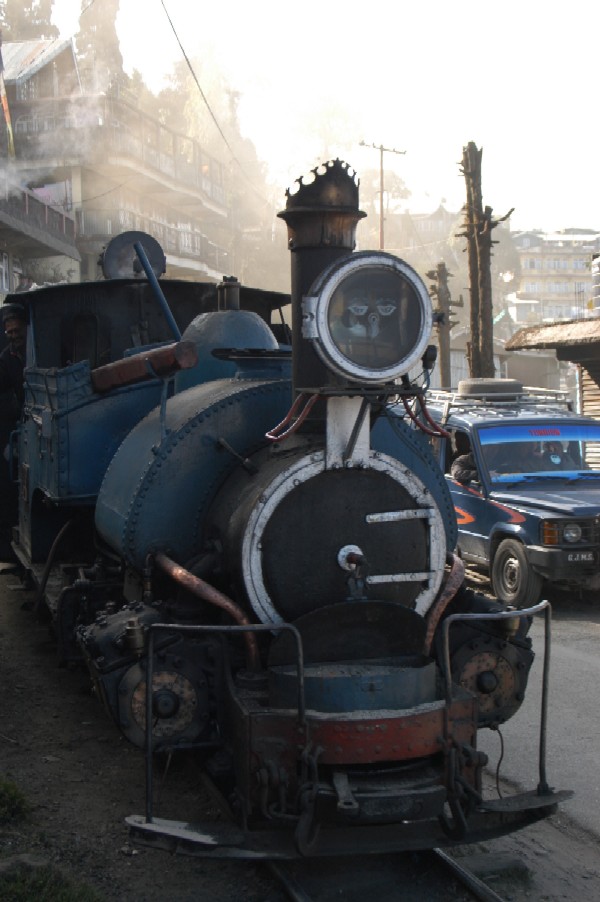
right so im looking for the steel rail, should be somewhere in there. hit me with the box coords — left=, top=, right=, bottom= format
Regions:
left=433, top=848, right=506, bottom=902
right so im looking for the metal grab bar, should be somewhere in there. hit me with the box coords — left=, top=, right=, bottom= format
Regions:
left=144, top=620, right=305, bottom=823
left=441, top=599, right=552, bottom=795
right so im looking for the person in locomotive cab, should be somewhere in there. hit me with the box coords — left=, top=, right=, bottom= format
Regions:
left=14, top=273, right=37, bottom=293
left=0, top=303, right=27, bottom=560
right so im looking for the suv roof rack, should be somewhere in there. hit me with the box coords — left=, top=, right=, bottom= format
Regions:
left=427, top=378, right=573, bottom=415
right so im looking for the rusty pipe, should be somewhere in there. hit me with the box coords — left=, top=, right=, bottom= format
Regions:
left=154, top=552, right=261, bottom=672
left=423, top=553, right=465, bottom=656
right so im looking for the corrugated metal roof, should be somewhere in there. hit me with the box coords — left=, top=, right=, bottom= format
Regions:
left=2, top=39, right=75, bottom=84
left=506, top=318, right=600, bottom=350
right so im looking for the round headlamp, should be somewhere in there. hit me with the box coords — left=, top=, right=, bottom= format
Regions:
left=302, top=251, right=433, bottom=384
left=563, top=523, right=582, bottom=543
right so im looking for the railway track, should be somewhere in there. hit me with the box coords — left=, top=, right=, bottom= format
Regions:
left=432, top=848, right=505, bottom=901
left=265, top=846, right=508, bottom=902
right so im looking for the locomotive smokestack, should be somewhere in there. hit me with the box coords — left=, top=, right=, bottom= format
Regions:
left=278, top=160, right=365, bottom=394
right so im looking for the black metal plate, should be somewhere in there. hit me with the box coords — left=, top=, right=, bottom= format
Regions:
left=268, top=601, right=426, bottom=666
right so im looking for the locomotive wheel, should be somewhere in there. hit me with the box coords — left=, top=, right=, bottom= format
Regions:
left=450, top=635, right=528, bottom=726
left=117, top=650, right=210, bottom=748
left=490, top=539, right=543, bottom=608
left=131, top=671, right=199, bottom=736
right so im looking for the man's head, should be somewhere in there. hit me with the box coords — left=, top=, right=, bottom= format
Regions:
left=17, top=274, right=32, bottom=290
left=454, top=431, right=471, bottom=456
left=2, top=303, right=27, bottom=352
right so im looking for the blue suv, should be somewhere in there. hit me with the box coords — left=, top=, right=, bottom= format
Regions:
left=427, top=379, right=600, bottom=606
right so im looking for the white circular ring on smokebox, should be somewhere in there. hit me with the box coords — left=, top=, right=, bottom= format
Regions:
left=241, top=449, right=446, bottom=623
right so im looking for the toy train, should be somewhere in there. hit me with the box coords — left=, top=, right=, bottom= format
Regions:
left=3, top=160, right=569, bottom=857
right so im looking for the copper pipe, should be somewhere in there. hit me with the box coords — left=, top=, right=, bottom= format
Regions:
left=154, top=552, right=261, bottom=672
left=91, top=340, right=197, bottom=393
left=423, top=553, right=465, bottom=656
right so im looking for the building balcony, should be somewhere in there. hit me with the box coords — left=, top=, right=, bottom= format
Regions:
left=0, top=176, right=79, bottom=260
left=77, top=208, right=228, bottom=281
left=7, top=95, right=227, bottom=217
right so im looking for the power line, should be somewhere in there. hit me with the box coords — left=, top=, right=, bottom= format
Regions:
left=159, top=0, right=236, bottom=160
left=77, top=0, right=284, bottom=210
left=159, top=0, right=271, bottom=208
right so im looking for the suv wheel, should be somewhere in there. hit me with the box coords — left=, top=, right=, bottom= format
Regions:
left=491, top=539, right=543, bottom=608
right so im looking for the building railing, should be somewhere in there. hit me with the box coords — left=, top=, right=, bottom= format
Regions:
left=77, top=209, right=229, bottom=275
left=8, top=95, right=226, bottom=209
left=0, top=175, right=77, bottom=247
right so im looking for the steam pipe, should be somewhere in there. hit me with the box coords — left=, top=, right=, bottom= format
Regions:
left=133, top=241, right=181, bottom=340
left=422, top=553, right=465, bottom=656
left=153, top=552, right=260, bottom=671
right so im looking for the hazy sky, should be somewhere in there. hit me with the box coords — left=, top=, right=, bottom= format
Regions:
left=52, top=0, right=599, bottom=232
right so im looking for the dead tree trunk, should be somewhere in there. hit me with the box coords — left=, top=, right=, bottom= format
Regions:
left=477, top=204, right=495, bottom=376
left=460, top=142, right=514, bottom=379
left=460, top=143, right=482, bottom=376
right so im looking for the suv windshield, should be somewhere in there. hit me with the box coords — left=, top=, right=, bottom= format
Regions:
left=477, top=422, right=600, bottom=483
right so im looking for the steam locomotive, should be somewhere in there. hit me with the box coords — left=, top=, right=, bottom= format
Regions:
left=4, top=160, right=568, bottom=857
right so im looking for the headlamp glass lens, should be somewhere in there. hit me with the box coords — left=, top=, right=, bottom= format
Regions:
left=326, top=267, right=424, bottom=373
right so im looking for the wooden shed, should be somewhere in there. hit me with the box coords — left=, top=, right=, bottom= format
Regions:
left=506, top=318, right=600, bottom=420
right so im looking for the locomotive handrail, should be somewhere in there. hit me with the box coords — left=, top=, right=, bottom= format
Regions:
left=133, top=240, right=181, bottom=341
left=144, top=621, right=306, bottom=824
left=440, top=600, right=553, bottom=796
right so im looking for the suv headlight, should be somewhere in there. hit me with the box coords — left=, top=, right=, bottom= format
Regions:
left=563, top=523, right=582, bottom=543
left=542, top=521, right=583, bottom=545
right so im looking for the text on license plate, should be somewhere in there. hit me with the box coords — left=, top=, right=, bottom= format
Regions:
left=567, top=552, right=595, bottom=562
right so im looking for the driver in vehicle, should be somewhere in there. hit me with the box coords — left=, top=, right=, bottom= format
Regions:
left=488, top=441, right=540, bottom=476
left=541, top=441, right=575, bottom=469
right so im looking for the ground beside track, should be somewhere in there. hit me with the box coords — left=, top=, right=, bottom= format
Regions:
left=1, top=572, right=598, bottom=901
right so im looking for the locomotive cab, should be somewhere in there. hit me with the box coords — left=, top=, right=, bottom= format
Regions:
left=7, top=242, right=290, bottom=640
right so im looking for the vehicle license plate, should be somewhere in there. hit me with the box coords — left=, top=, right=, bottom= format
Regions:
left=567, top=551, right=595, bottom=562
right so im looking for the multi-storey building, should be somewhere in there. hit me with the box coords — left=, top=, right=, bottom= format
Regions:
left=511, top=229, right=599, bottom=324
left=1, top=38, right=229, bottom=282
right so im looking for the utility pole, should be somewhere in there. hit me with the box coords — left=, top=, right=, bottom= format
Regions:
left=360, top=141, right=405, bottom=249
left=427, top=262, right=463, bottom=388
